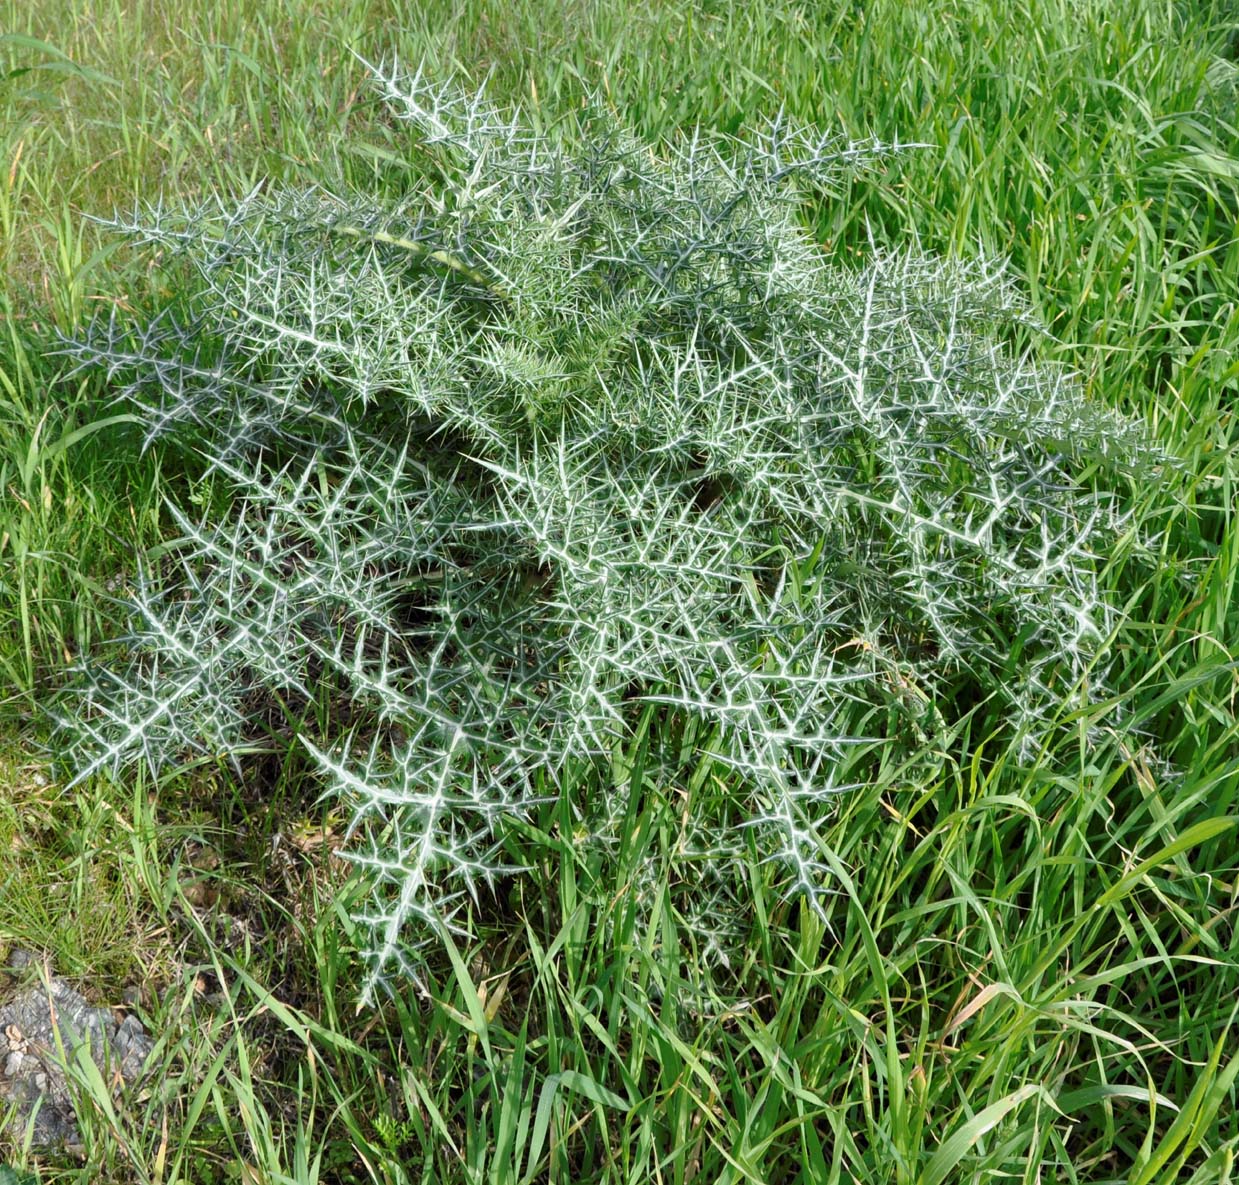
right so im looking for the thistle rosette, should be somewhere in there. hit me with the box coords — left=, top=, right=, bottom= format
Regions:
left=58, top=64, right=1167, bottom=997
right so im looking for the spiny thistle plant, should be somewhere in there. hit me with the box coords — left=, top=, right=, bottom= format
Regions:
left=58, top=63, right=1166, bottom=998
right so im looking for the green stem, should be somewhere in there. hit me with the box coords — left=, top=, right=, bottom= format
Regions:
left=330, top=224, right=507, bottom=301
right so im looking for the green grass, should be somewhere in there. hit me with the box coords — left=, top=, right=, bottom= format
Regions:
left=1, top=0, right=1237, bottom=1182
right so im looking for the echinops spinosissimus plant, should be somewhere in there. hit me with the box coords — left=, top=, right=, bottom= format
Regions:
left=57, top=63, right=1169, bottom=998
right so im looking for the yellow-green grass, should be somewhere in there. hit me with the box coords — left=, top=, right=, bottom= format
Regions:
left=1, top=1, right=1237, bottom=1181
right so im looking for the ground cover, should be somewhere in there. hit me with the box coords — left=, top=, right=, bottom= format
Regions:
left=0, top=1, right=1236, bottom=1181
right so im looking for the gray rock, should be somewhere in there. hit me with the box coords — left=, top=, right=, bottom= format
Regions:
left=0, top=952, right=154, bottom=1150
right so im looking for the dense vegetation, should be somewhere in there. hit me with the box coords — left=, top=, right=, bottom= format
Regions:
left=0, top=2, right=1236, bottom=1182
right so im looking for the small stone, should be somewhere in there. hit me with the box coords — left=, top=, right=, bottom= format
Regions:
left=0, top=968, right=156, bottom=1149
